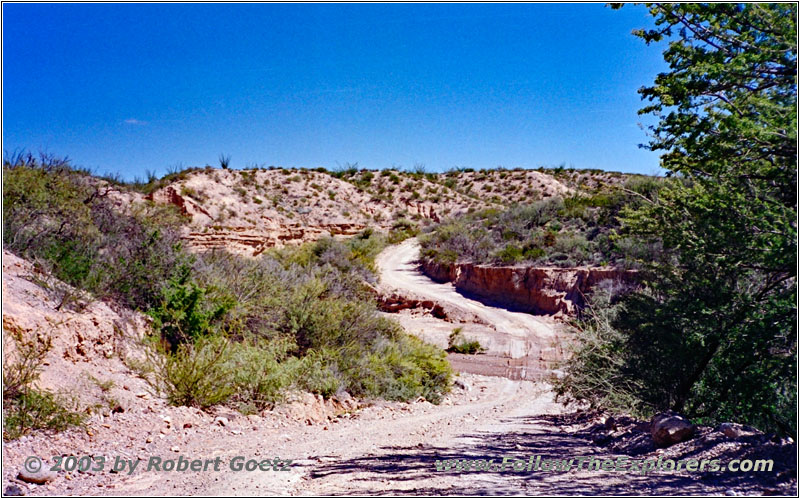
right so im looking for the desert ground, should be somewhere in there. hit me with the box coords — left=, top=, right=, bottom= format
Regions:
left=2, top=240, right=794, bottom=496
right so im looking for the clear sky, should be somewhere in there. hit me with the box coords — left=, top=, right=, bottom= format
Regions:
left=3, top=3, right=667, bottom=179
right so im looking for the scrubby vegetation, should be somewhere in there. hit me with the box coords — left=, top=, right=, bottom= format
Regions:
left=140, top=231, right=451, bottom=410
left=446, top=328, right=483, bottom=355
left=3, top=152, right=191, bottom=311
left=3, top=328, right=85, bottom=440
left=3, top=154, right=452, bottom=437
left=419, top=176, right=662, bottom=268
left=418, top=4, right=797, bottom=440
left=555, top=3, right=797, bottom=438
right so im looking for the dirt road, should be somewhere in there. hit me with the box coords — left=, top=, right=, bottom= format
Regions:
left=376, top=238, right=567, bottom=380
left=4, top=242, right=785, bottom=496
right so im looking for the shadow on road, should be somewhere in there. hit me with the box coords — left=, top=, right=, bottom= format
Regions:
left=307, top=413, right=794, bottom=496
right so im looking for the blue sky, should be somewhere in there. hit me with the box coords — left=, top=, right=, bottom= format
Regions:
left=3, top=3, right=667, bottom=179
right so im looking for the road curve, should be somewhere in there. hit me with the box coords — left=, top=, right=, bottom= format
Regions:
left=376, top=238, right=567, bottom=377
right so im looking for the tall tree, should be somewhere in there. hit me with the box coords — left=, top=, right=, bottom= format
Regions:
left=561, top=3, right=797, bottom=435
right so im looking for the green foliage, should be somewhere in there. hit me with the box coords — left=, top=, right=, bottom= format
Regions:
left=563, top=4, right=797, bottom=436
left=4, top=389, right=85, bottom=441
left=447, top=327, right=484, bottom=355
left=331, top=162, right=359, bottom=179
left=387, top=218, right=419, bottom=244
left=495, top=244, right=524, bottom=264
left=3, top=153, right=192, bottom=311
left=419, top=192, right=657, bottom=268
left=148, top=270, right=231, bottom=348
left=343, top=333, right=452, bottom=403
left=146, top=334, right=237, bottom=408
left=3, top=329, right=85, bottom=440
left=3, top=330, right=52, bottom=401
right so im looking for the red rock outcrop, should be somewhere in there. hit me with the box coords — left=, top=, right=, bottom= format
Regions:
left=377, top=292, right=448, bottom=319
left=145, top=186, right=213, bottom=223
left=421, top=260, right=636, bottom=316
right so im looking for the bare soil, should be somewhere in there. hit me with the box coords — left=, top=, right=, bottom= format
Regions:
left=2, top=244, right=795, bottom=496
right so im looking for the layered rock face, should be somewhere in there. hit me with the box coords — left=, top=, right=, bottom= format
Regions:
left=142, top=168, right=498, bottom=256
left=421, top=260, right=636, bottom=316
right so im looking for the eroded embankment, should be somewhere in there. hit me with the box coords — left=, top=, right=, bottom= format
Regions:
left=421, top=259, right=636, bottom=316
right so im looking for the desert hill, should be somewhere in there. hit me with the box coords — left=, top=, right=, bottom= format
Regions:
left=132, top=166, right=603, bottom=255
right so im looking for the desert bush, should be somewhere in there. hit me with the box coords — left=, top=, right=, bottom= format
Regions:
left=340, top=332, right=452, bottom=403
left=3, top=330, right=52, bottom=401
left=494, top=244, right=524, bottom=264
left=227, top=337, right=307, bottom=411
left=331, top=162, right=359, bottom=179
left=447, top=328, right=483, bottom=355
left=3, top=153, right=192, bottom=311
left=554, top=285, right=649, bottom=415
left=147, top=270, right=231, bottom=349
left=146, top=334, right=237, bottom=408
left=4, top=389, right=85, bottom=441
left=3, top=329, right=85, bottom=440
left=388, top=218, right=419, bottom=244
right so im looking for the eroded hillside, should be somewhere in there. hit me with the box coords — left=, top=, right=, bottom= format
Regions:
left=139, top=166, right=586, bottom=255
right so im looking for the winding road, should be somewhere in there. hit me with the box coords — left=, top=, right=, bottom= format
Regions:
left=376, top=238, right=567, bottom=380
left=7, top=241, right=776, bottom=495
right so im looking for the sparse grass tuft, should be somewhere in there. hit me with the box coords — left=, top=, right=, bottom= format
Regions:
left=3, top=329, right=85, bottom=440
left=447, top=328, right=484, bottom=355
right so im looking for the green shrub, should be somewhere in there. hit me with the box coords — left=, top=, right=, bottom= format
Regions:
left=3, top=329, right=85, bottom=440
left=145, top=334, right=237, bottom=408
left=388, top=218, right=419, bottom=244
left=447, top=328, right=484, bottom=355
left=229, top=338, right=306, bottom=412
left=148, top=271, right=231, bottom=348
left=4, top=389, right=85, bottom=440
left=495, top=244, right=523, bottom=264
left=297, top=348, right=344, bottom=398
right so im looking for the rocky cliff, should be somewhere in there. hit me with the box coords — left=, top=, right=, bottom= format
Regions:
left=421, top=260, right=636, bottom=316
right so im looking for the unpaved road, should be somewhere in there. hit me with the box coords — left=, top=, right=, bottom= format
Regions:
left=376, top=238, right=567, bottom=380
left=4, top=242, right=783, bottom=496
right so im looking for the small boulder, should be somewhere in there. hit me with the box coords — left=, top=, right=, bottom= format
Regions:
left=719, top=422, right=760, bottom=439
left=213, top=416, right=229, bottom=427
left=4, top=484, right=25, bottom=495
left=650, top=412, right=695, bottom=447
left=334, top=390, right=356, bottom=410
left=454, top=378, right=472, bottom=392
left=18, top=467, right=56, bottom=485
